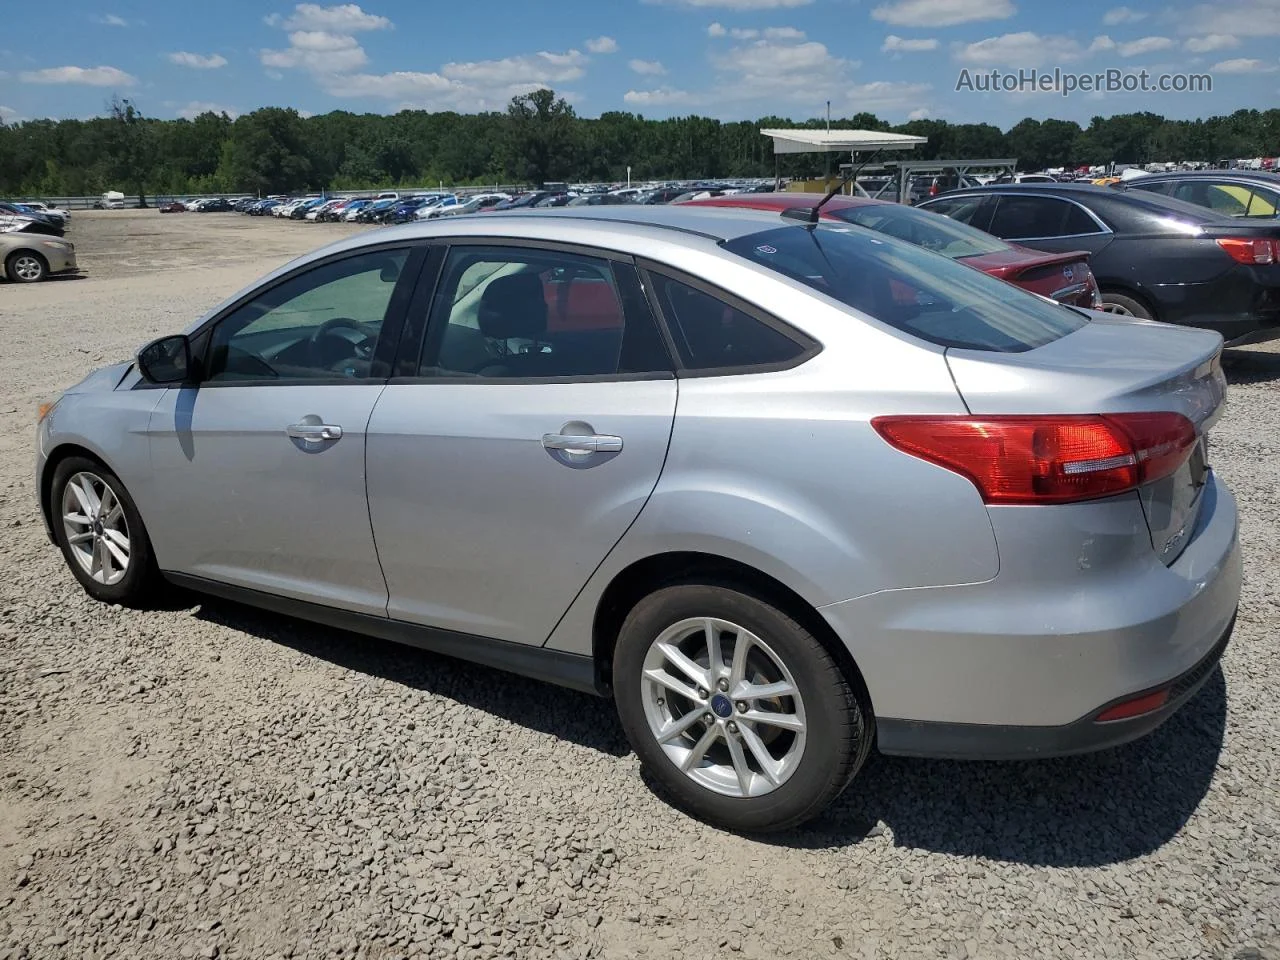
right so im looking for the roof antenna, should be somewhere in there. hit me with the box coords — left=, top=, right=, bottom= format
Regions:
left=783, top=147, right=886, bottom=225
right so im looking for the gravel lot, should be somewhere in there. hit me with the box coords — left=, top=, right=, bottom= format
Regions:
left=1, top=210, right=1279, bottom=960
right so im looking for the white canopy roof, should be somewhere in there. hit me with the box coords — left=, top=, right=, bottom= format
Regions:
left=761, top=128, right=929, bottom=155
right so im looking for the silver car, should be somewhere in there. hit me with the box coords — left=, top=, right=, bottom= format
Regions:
left=35, top=207, right=1241, bottom=831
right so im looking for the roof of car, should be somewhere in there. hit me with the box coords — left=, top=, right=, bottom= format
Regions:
left=1126, top=170, right=1280, bottom=183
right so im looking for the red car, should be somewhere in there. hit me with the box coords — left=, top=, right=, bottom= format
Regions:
left=158, top=201, right=187, bottom=213
left=686, top=193, right=1102, bottom=310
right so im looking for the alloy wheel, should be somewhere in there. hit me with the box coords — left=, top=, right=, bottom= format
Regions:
left=1099, top=301, right=1135, bottom=317
left=61, top=471, right=131, bottom=585
left=640, top=617, right=807, bottom=798
left=12, top=256, right=44, bottom=281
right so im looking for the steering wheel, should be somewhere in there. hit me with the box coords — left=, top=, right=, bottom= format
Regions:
left=309, top=316, right=370, bottom=369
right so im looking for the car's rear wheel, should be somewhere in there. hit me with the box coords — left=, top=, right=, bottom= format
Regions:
left=1098, top=291, right=1154, bottom=320
left=52, top=456, right=159, bottom=607
left=6, top=251, right=47, bottom=283
left=613, top=583, right=871, bottom=832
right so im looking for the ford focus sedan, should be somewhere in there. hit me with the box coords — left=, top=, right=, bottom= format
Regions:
left=35, top=207, right=1241, bottom=832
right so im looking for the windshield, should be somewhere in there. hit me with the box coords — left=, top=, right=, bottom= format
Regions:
left=723, top=224, right=1087, bottom=353
left=832, top=203, right=1009, bottom=260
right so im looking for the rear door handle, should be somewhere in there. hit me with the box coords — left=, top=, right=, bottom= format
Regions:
left=287, top=422, right=343, bottom=443
left=541, top=433, right=623, bottom=454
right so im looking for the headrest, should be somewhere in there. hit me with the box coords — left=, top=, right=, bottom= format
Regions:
left=478, top=273, right=548, bottom=341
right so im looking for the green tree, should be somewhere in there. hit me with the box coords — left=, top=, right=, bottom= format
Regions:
left=224, top=107, right=314, bottom=194
left=503, top=89, right=578, bottom=185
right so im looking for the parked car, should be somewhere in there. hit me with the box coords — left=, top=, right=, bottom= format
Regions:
left=414, top=196, right=463, bottom=220
left=484, top=192, right=558, bottom=212
left=356, top=197, right=399, bottom=222
left=158, top=201, right=188, bottom=213
left=0, top=202, right=64, bottom=237
left=918, top=183, right=1280, bottom=344
left=688, top=193, right=1101, bottom=309
left=15, top=201, right=70, bottom=227
left=1121, top=170, right=1280, bottom=220
left=568, top=194, right=636, bottom=207
left=434, top=194, right=508, bottom=217
left=196, top=198, right=234, bottom=213
left=249, top=199, right=284, bottom=216
left=642, top=186, right=692, bottom=205
left=289, top=198, right=325, bottom=220
left=35, top=206, right=1239, bottom=832
left=1, top=231, right=76, bottom=282
left=338, top=199, right=373, bottom=221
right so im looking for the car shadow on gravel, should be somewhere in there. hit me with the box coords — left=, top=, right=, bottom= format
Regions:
left=1222, top=348, right=1280, bottom=385
left=778, top=670, right=1227, bottom=866
left=190, top=597, right=631, bottom=758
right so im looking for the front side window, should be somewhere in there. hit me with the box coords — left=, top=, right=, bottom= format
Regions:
left=723, top=224, right=1087, bottom=353
left=834, top=203, right=1008, bottom=260
left=206, top=249, right=408, bottom=382
left=419, top=246, right=669, bottom=378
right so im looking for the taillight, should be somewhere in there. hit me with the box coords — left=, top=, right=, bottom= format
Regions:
left=1216, top=237, right=1277, bottom=265
left=871, top=412, right=1197, bottom=505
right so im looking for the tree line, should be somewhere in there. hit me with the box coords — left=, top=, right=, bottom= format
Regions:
left=2, top=89, right=1279, bottom=200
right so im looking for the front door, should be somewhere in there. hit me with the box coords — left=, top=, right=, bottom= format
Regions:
left=145, top=247, right=416, bottom=615
left=366, top=243, right=677, bottom=645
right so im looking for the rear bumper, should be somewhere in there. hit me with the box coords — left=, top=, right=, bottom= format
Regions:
left=1151, top=266, right=1280, bottom=345
left=876, top=612, right=1233, bottom=759
left=820, top=470, right=1241, bottom=754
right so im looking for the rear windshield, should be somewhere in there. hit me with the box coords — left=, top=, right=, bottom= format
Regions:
left=831, top=203, right=1008, bottom=260
left=722, top=224, right=1088, bottom=352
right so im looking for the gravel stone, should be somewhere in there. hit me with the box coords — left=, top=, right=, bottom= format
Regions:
left=0, top=211, right=1278, bottom=959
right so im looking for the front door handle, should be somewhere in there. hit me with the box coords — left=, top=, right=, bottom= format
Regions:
left=541, top=433, right=623, bottom=454
left=287, top=422, right=343, bottom=443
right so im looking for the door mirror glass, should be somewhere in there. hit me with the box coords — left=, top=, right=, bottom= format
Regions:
left=137, top=335, right=191, bottom=384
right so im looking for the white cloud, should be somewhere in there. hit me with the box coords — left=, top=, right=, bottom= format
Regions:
left=842, top=80, right=932, bottom=113
left=278, top=3, right=391, bottom=32
left=1182, top=2, right=1280, bottom=36
left=261, top=31, right=369, bottom=73
left=585, top=36, right=618, bottom=53
left=882, top=34, right=939, bottom=53
left=176, top=101, right=238, bottom=119
left=1116, top=35, right=1173, bottom=56
left=323, top=71, right=460, bottom=100
left=95, top=13, right=128, bottom=26
left=19, top=65, right=137, bottom=86
left=0, top=105, right=20, bottom=123
left=167, top=51, right=228, bottom=69
left=713, top=38, right=853, bottom=95
left=1102, top=5, right=1147, bottom=24
left=623, top=87, right=696, bottom=106
left=872, top=0, right=1015, bottom=27
left=1089, top=35, right=1117, bottom=53
left=643, top=0, right=811, bottom=7
left=908, top=107, right=930, bottom=120
left=723, top=25, right=806, bottom=39
left=708, top=21, right=727, bottom=36
left=954, top=32, right=1086, bottom=67
left=1211, top=57, right=1278, bottom=73
left=629, top=58, right=667, bottom=75
left=1185, top=34, right=1239, bottom=53
left=440, top=49, right=588, bottom=87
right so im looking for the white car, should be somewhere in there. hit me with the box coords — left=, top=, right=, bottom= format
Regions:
left=305, top=199, right=345, bottom=221
left=19, top=201, right=71, bottom=223
left=413, top=196, right=463, bottom=220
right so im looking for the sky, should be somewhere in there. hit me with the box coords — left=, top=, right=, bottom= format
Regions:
left=2, top=0, right=1279, bottom=129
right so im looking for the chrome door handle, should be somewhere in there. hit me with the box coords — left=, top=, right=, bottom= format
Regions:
left=541, top=433, right=623, bottom=454
left=287, top=422, right=343, bottom=442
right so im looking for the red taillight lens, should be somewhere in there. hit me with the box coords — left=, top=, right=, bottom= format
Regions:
left=871, top=412, right=1197, bottom=505
left=1095, top=688, right=1169, bottom=722
left=1216, top=237, right=1277, bottom=265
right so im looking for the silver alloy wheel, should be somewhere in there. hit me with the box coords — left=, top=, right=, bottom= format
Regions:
left=61, top=471, right=131, bottom=586
left=641, top=617, right=807, bottom=799
left=11, top=255, right=44, bottom=281
left=1099, top=300, right=1135, bottom=317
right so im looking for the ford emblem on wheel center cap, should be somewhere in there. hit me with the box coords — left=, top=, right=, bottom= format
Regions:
left=710, top=694, right=734, bottom=718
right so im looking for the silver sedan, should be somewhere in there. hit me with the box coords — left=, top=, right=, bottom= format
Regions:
left=35, top=206, right=1241, bottom=831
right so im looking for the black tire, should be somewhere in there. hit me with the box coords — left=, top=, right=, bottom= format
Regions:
left=50, top=456, right=160, bottom=607
left=6, top=250, right=48, bottom=283
left=1099, top=290, right=1154, bottom=321
left=612, top=583, right=872, bottom=832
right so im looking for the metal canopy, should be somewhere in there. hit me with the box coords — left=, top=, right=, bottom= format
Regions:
left=761, top=128, right=929, bottom=155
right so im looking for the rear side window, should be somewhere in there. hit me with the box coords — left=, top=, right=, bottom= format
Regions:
left=722, top=225, right=1087, bottom=353
left=648, top=274, right=809, bottom=371
left=988, top=196, right=1077, bottom=239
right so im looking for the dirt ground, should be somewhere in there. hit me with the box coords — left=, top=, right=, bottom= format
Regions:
left=0, top=210, right=1278, bottom=960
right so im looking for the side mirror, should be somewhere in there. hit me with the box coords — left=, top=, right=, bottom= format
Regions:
left=137, top=334, right=192, bottom=384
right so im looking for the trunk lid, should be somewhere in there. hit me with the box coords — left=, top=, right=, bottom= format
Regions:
left=945, top=316, right=1226, bottom=564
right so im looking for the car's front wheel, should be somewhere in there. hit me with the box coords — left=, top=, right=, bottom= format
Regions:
left=613, top=583, right=872, bottom=832
left=51, top=456, right=159, bottom=606
left=6, top=251, right=47, bottom=283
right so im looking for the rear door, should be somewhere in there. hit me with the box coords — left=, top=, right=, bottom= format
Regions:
left=985, top=194, right=1113, bottom=258
left=365, top=243, right=677, bottom=645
